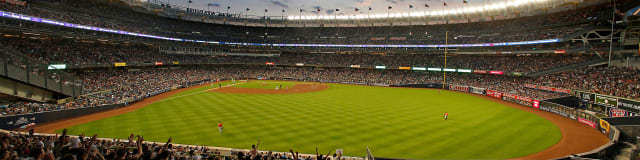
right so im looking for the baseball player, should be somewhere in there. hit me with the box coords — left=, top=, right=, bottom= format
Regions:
left=443, top=112, right=448, bottom=120
left=218, top=121, right=223, bottom=134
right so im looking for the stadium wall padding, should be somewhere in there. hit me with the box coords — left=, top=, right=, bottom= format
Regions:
left=0, top=103, right=125, bottom=130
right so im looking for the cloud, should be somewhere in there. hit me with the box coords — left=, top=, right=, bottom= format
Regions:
left=311, top=6, right=322, bottom=13
left=268, top=0, right=289, bottom=8
left=385, top=0, right=405, bottom=4
left=207, top=3, right=221, bottom=7
left=325, top=9, right=335, bottom=14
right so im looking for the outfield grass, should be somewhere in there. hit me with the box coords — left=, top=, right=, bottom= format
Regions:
left=61, top=81, right=561, bottom=159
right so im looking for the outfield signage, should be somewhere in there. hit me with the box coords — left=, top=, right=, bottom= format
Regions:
left=154, top=62, right=163, bottom=65
left=427, top=68, right=442, bottom=71
left=469, top=87, right=485, bottom=95
left=399, top=67, right=411, bottom=70
left=375, top=65, right=386, bottom=69
left=448, top=84, right=469, bottom=92
left=473, top=70, right=488, bottom=74
left=524, top=84, right=537, bottom=89
left=618, top=99, right=640, bottom=113
left=265, top=62, right=275, bottom=65
left=457, top=69, right=472, bottom=73
left=114, top=63, right=126, bottom=67
left=412, top=67, right=426, bottom=71
left=539, top=86, right=571, bottom=94
left=297, top=63, right=305, bottom=66
left=486, top=90, right=502, bottom=99
left=443, top=68, right=456, bottom=72
left=349, top=65, right=360, bottom=68
left=47, top=64, right=66, bottom=70
left=533, top=100, right=540, bottom=109
left=609, top=108, right=629, bottom=117
left=578, top=117, right=596, bottom=128
left=489, top=71, right=504, bottom=75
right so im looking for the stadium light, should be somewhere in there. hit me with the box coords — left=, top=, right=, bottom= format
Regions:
left=287, top=0, right=554, bottom=20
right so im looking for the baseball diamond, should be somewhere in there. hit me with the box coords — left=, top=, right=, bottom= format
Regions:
left=0, top=0, right=634, bottom=159
left=30, top=80, right=607, bottom=159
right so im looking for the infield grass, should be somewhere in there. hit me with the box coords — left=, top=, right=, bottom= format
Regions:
left=60, top=80, right=561, bottom=159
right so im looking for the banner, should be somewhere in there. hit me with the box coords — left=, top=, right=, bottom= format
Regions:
left=518, top=96, right=533, bottom=103
left=486, top=90, right=502, bottom=99
left=470, top=87, right=485, bottom=95
left=554, top=50, right=566, bottom=54
left=449, top=84, right=469, bottom=92
left=524, top=84, right=537, bottom=89
left=538, top=86, right=571, bottom=94
left=599, top=119, right=610, bottom=134
left=473, top=70, right=488, bottom=74
left=609, top=107, right=628, bottom=117
left=399, top=67, right=411, bottom=70
left=533, top=100, right=540, bottom=109
left=618, top=99, right=640, bottom=113
left=389, top=37, right=407, bottom=41
left=578, top=117, right=596, bottom=128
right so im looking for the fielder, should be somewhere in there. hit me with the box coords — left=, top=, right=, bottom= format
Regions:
left=218, top=121, right=224, bottom=134
left=443, top=112, right=448, bottom=120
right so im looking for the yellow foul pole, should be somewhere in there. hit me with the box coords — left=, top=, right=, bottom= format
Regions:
left=443, top=31, right=447, bottom=89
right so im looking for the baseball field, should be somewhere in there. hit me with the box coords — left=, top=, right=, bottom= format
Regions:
left=55, top=80, right=564, bottom=159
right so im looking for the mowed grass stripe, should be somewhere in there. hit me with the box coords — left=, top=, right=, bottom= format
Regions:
left=60, top=81, right=561, bottom=159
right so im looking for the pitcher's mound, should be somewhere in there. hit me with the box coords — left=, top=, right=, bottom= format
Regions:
left=211, top=83, right=329, bottom=94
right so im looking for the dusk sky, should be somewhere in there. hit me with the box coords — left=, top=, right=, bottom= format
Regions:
left=160, top=0, right=495, bottom=17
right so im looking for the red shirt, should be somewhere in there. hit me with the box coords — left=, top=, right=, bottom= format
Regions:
left=444, top=113, right=448, bottom=116
left=218, top=123, right=223, bottom=127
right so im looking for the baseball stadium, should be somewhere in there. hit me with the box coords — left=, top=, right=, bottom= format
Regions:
left=0, top=0, right=639, bottom=159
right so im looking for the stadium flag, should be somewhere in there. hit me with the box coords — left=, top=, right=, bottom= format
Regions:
left=265, top=9, right=268, bottom=12
left=336, top=8, right=340, bottom=11
left=246, top=8, right=250, bottom=11
left=388, top=6, right=392, bottom=9
left=409, top=5, right=414, bottom=8
left=355, top=8, right=360, bottom=11
left=425, top=4, right=430, bottom=8
left=282, top=9, right=285, bottom=12
left=463, top=0, right=468, bottom=3
left=443, top=2, right=447, bottom=6
left=300, top=9, right=303, bottom=12
left=369, top=7, right=372, bottom=10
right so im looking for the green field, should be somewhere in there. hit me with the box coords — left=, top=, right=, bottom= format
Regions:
left=61, top=81, right=561, bottom=159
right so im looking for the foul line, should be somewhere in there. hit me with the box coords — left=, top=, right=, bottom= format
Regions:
left=154, top=82, right=244, bottom=103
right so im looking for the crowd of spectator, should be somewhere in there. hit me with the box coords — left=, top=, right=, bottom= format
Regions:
left=1, top=68, right=215, bottom=116
left=0, top=0, right=615, bottom=45
left=0, top=130, right=337, bottom=160
left=0, top=37, right=593, bottom=73
left=527, top=66, right=640, bottom=99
